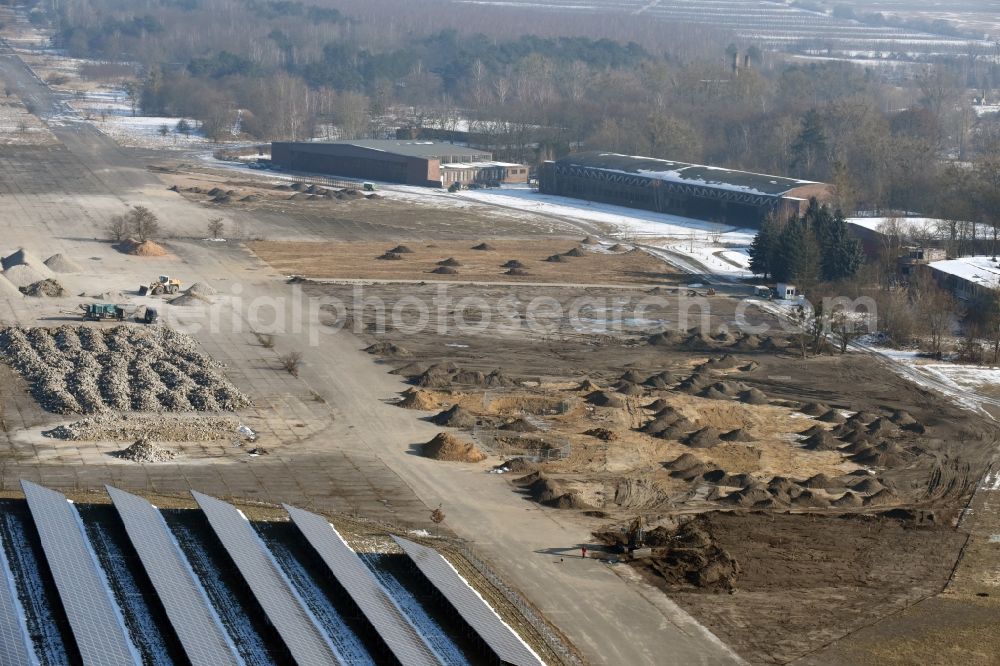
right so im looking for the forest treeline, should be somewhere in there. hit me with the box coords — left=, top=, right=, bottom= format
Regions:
left=26, top=0, right=1000, bottom=220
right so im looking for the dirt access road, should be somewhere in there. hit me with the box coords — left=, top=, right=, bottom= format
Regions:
left=0, top=44, right=742, bottom=665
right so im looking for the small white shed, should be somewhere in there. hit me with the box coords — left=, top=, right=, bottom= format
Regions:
left=775, top=283, right=798, bottom=300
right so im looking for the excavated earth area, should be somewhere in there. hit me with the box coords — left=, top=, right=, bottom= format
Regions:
left=0, top=325, right=252, bottom=414
left=328, top=280, right=1000, bottom=664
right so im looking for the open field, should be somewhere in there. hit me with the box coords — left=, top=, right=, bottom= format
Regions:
left=250, top=238, right=679, bottom=285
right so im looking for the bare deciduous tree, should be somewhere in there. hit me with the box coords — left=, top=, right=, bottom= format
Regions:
left=130, top=206, right=161, bottom=242
left=106, top=214, right=130, bottom=242
left=279, top=351, right=303, bottom=377
left=208, top=217, right=225, bottom=239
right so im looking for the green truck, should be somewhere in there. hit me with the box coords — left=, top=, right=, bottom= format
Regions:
left=80, top=303, right=158, bottom=324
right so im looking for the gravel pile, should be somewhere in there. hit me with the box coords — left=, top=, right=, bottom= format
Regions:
left=44, top=254, right=83, bottom=273
left=20, top=279, right=65, bottom=297
left=0, top=325, right=252, bottom=414
left=43, top=414, right=241, bottom=441
left=113, top=437, right=177, bottom=462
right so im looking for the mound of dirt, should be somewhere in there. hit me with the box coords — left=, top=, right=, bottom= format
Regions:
left=867, top=417, right=900, bottom=435
left=801, top=473, right=841, bottom=490
left=364, top=341, right=411, bottom=357
left=584, top=427, right=617, bottom=441
left=850, top=477, right=885, bottom=494
left=832, top=491, right=863, bottom=507
left=890, top=410, right=918, bottom=426
left=0, top=277, right=24, bottom=299
left=586, top=391, right=625, bottom=408
left=684, top=427, right=723, bottom=449
left=792, top=490, right=830, bottom=508
left=121, top=239, right=168, bottom=256
left=644, top=520, right=739, bottom=591
left=608, top=243, right=628, bottom=252
left=168, top=292, right=210, bottom=306
left=721, top=428, right=753, bottom=442
left=431, top=405, right=478, bottom=428
left=502, top=260, right=526, bottom=269
left=494, top=457, right=537, bottom=474
left=396, top=388, right=440, bottom=410
left=576, top=378, right=602, bottom=392
left=471, top=242, right=496, bottom=251
left=620, top=369, right=646, bottom=383
left=431, top=266, right=459, bottom=275
left=644, top=398, right=672, bottom=411
left=652, top=421, right=693, bottom=441
left=733, top=334, right=762, bottom=351
left=738, top=388, right=768, bottom=405
left=377, top=252, right=403, bottom=260
left=643, top=371, right=674, bottom=389
left=739, top=360, right=761, bottom=373
left=2, top=248, right=53, bottom=275
left=722, top=483, right=774, bottom=507
left=20, top=279, right=65, bottom=297
left=44, top=253, right=83, bottom=273
left=437, top=257, right=462, bottom=267
left=506, top=268, right=530, bottom=276
left=863, top=489, right=898, bottom=506
left=581, top=236, right=600, bottom=245
left=677, top=371, right=712, bottom=394
left=545, top=254, right=568, bottom=263
left=2, top=264, right=46, bottom=288
left=847, top=411, right=879, bottom=426
left=615, top=381, right=645, bottom=396
left=648, top=331, right=681, bottom=347
left=113, top=437, right=176, bottom=463
left=421, top=432, right=487, bottom=462
left=523, top=474, right=591, bottom=509
left=186, top=282, right=218, bottom=296
left=641, top=416, right=680, bottom=435
left=759, top=336, right=787, bottom=351
left=818, top=409, right=847, bottom=424
left=389, top=245, right=414, bottom=254
left=799, top=402, right=830, bottom=416
left=699, top=386, right=730, bottom=401
left=664, top=453, right=703, bottom=471
left=500, top=418, right=539, bottom=433
left=563, top=247, right=586, bottom=257
left=803, top=431, right=841, bottom=451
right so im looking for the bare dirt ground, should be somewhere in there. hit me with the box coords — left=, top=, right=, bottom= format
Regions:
left=250, top=238, right=678, bottom=285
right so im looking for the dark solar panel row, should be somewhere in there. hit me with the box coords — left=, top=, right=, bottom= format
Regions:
left=0, top=527, right=38, bottom=666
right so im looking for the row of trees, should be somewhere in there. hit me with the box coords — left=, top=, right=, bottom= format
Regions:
left=748, top=200, right=864, bottom=286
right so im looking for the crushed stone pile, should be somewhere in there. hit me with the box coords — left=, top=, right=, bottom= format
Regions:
left=2, top=264, right=46, bottom=288
left=2, top=248, right=54, bottom=276
left=186, top=282, right=217, bottom=296
left=20, top=279, right=65, bottom=297
left=113, top=437, right=176, bottom=463
left=43, top=414, right=240, bottom=441
left=0, top=325, right=252, bottom=414
left=168, top=292, right=211, bottom=306
left=44, top=253, right=83, bottom=273
left=421, top=432, right=487, bottom=462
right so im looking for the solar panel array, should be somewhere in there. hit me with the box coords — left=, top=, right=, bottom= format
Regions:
left=0, top=531, right=38, bottom=666
left=19, top=480, right=139, bottom=666
left=106, top=487, right=242, bottom=666
left=191, top=491, right=344, bottom=665
left=284, top=505, right=441, bottom=666
left=393, top=536, right=545, bottom=666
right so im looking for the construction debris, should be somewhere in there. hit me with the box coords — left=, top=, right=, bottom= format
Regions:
left=113, top=437, right=177, bottom=462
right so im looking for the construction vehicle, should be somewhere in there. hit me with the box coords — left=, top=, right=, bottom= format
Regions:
left=139, top=275, right=181, bottom=296
left=140, top=306, right=159, bottom=324
left=81, top=303, right=125, bottom=321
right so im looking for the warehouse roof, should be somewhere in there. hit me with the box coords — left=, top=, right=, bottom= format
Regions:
left=929, top=256, right=1000, bottom=289
left=553, top=152, right=820, bottom=196
left=315, top=139, right=490, bottom=160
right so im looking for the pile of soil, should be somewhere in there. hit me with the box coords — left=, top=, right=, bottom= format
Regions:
left=396, top=388, right=440, bottom=410
left=500, top=417, right=539, bottom=432
left=2, top=264, right=46, bottom=288
left=576, top=378, right=602, bottom=392
left=664, top=453, right=702, bottom=472
left=684, top=427, right=723, bottom=449
left=891, top=410, right=918, bottom=426
left=620, top=369, right=645, bottom=383
left=641, top=414, right=682, bottom=435
left=471, top=242, right=496, bottom=251
left=849, top=476, right=885, bottom=494
left=545, top=254, right=568, bottom=263
left=738, top=388, right=768, bottom=405
left=831, top=491, right=863, bottom=507
left=502, top=260, right=526, bottom=269
left=388, top=245, right=414, bottom=254
left=431, top=405, right=477, bottom=428
left=120, top=239, right=168, bottom=256
left=437, top=257, right=462, bottom=267
left=798, top=402, right=830, bottom=416
left=520, top=473, right=591, bottom=509
left=720, top=428, right=753, bottom=442
left=802, top=473, right=841, bottom=490
left=722, top=483, right=775, bottom=507
left=584, top=427, right=617, bottom=441
left=421, top=432, right=487, bottom=462
left=615, top=381, right=644, bottom=396
left=701, top=355, right=741, bottom=371
left=494, top=457, right=537, bottom=474
left=608, top=243, right=628, bottom=252
left=792, top=490, right=831, bottom=508
left=431, top=266, right=459, bottom=275
left=818, top=409, right=847, bottom=424
left=643, top=371, right=674, bottom=389
left=186, top=282, right=217, bottom=296
left=648, top=331, right=682, bottom=347
left=44, top=253, right=83, bottom=273
left=20, top=279, right=65, bottom=297
left=643, top=519, right=739, bottom=591
left=676, top=371, right=713, bottom=394
left=377, top=252, right=403, bottom=260
left=506, top=268, right=530, bottom=276
left=563, top=247, right=586, bottom=257
left=733, top=334, right=762, bottom=351
left=644, top=398, right=672, bottom=411
left=586, top=391, right=625, bottom=408
left=364, top=341, right=411, bottom=357
left=168, top=293, right=210, bottom=306
left=113, top=437, right=176, bottom=463
left=867, top=417, right=900, bottom=435
left=803, top=431, right=841, bottom=451
left=799, top=424, right=828, bottom=437
left=581, top=236, right=600, bottom=245
left=863, top=489, right=898, bottom=506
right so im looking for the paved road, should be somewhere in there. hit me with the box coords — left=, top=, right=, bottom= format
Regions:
left=0, top=43, right=745, bottom=665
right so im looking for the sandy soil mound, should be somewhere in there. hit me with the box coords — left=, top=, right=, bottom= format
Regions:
left=500, top=417, right=539, bottom=432
left=471, top=242, right=496, bottom=251
left=501, top=260, right=526, bottom=269
left=863, top=489, right=897, bottom=506
left=20, top=279, right=65, bottom=297
left=388, top=245, right=414, bottom=254
left=643, top=371, right=674, bottom=389
left=437, top=257, right=462, bottom=267
left=802, top=473, right=841, bottom=490
left=431, top=405, right=477, bottom=427
left=0, top=277, right=24, bottom=299
left=44, top=253, right=83, bottom=273
left=586, top=390, right=625, bottom=408
left=581, top=236, right=600, bottom=245
left=390, top=362, right=429, bottom=377
left=493, top=457, right=537, bottom=474
left=733, top=334, right=762, bottom=351
left=677, top=371, right=712, bottom=394
left=891, top=410, right=918, bottom=426
left=615, top=381, right=644, bottom=396
left=867, top=417, right=900, bottom=435
left=168, top=292, right=210, bottom=306
left=120, top=239, right=168, bottom=256
left=847, top=411, right=879, bottom=426
left=3, top=264, right=46, bottom=288
left=641, top=416, right=680, bottom=435
left=644, top=398, right=672, bottom=411
left=583, top=427, right=617, bottom=441
left=113, top=437, right=177, bottom=463
left=799, top=424, right=828, bottom=437
left=186, top=282, right=218, bottom=296
left=620, top=369, right=645, bottom=384
left=364, top=341, right=411, bottom=357
left=2, top=248, right=54, bottom=276
left=722, top=483, right=774, bottom=507
left=792, top=490, right=830, bottom=508
left=684, top=427, right=723, bottom=448
left=576, top=378, right=602, bottom=392
left=522, top=474, right=591, bottom=509
left=431, top=266, right=458, bottom=275
left=831, top=491, right=863, bottom=507
left=378, top=252, right=403, bottom=260
left=721, top=428, right=753, bottom=442
left=803, top=431, right=840, bottom=451
left=506, top=268, right=530, bottom=276
left=545, top=254, right=568, bottom=263
left=397, top=388, right=440, bottom=410
left=563, top=247, right=585, bottom=257
left=849, top=477, right=885, bottom=494
left=818, top=409, right=847, bottom=424
left=421, top=432, right=487, bottom=462
left=738, top=388, right=768, bottom=405
left=799, top=402, right=830, bottom=416
left=413, top=363, right=459, bottom=387
left=608, top=243, right=628, bottom=252
left=664, top=453, right=702, bottom=471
